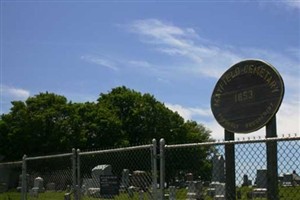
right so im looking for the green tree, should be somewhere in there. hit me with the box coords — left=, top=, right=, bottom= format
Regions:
left=0, top=101, right=30, bottom=160
left=184, top=120, right=212, bottom=143
left=70, top=102, right=123, bottom=149
left=0, top=93, right=74, bottom=160
left=97, top=86, right=214, bottom=182
left=97, top=86, right=191, bottom=144
left=0, top=87, right=213, bottom=164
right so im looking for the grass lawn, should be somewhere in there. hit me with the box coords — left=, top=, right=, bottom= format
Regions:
left=1, top=186, right=299, bottom=200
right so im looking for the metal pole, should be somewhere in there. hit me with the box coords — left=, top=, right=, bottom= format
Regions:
left=21, top=155, right=27, bottom=200
left=225, top=130, right=236, bottom=200
left=159, top=138, right=165, bottom=200
left=152, top=139, right=158, bottom=200
left=77, top=149, right=81, bottom=200
left=72, top=148, right=78, bottom=200
left=266, top=116, right=279, bottom=200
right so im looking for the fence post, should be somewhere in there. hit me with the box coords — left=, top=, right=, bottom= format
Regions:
left=72, top=148, right=78, bottom=200
left=151, top=139, right=158, bottom=200
left=266, top=116, right=279, bottom=200
left=225, top=130, right=236, bottom=200
left=77, top=149, right=81, bottom=200
left=159, top=138, right=165, bottom=200
left=21, top=155, right=27, bottom=200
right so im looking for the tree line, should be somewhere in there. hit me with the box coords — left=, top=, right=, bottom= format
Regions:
left=0, top=86, right=213, bottom=162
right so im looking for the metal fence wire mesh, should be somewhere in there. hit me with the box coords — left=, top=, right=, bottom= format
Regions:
left=78, top=144, right=154, bottom=200
left=0, top=161, right=22, bottom=199
left=0, top=136, right=299, bottom=200
left=163, top=137, right=300, bottom=200
left=24, top=152, right=74, bottom=200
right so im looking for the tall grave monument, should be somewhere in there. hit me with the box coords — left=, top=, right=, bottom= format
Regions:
left=211, top=60, right=284, bottom=200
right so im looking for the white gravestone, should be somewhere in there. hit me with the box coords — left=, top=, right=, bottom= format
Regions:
left=32, top=177, right=45, bottom=193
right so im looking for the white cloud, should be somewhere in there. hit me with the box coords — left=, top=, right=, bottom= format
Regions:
left=129, top=19, right=242, bottom=78
left=128, top=19, right=299, bottom=82
left=1, top=85, right=30, bottom=99
left=258, top=0, right=300, bottom=11
left=166, top=100, right=300, bottom=140
left=128, top=60, right=152, bottom=68
left=1, top=85, right=30, bottom=114
left=277, top=100, right=300, bottom=135
left=165, top=103, right=211, bottom=121
left=81, top=55, right=118, bottom=71
left=282, top=1, right=300, bottom=9
left=125, top=19, right=300, bottom=139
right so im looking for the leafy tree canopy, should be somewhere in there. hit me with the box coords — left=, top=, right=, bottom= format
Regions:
left=0, top=86, right=212, bottom=161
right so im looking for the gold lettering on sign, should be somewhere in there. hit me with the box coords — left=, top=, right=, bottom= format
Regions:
left=213, top=66, right=242, bottom=107
left=234, top=90, right=254, bottom=103
left=242, top=65, right=280, bottom=93
left=245, top=103, right=274, bottom=129
left=221, top=66, right=241, bottom=86
left=217, top=113, right=239, bottom=130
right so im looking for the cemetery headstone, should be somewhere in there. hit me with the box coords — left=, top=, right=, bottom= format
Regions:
left=212, top=154, right=225, bottom=183
left=169, top=186, right=176, bottom=200
left=121, top=169, right=130, bottom=191
left=46, top=182, right=56, bottom=191
left=91, top=164, right=112, bottom=188
left=207, top=182, right=225, bottom=199
left=138, top=189, right=144, bottom=200
left=17, top=174, right=29, bottom=192
left=252, top=188, right=267, bottom=198
left=128, top=186, right=135, bottom=199
left=187, top=181, right=195, bottom=200
left=242, top=174, right=251, bottom=187
left=131, top=170, right=149, bottom=191
left=186, top=173, right=193, bottom=182
left=253, top=169, right=267, bottom=198
left=282, top=173, right=293, bottom=186
left=32, top=177, right=45, bottom=193
left=255, top=169, right=267, bottom=188
left=87, top=164, right=112, bottom=198
left=186, top=181, right=203, bottom=200
left=214, top=183, right=225, bottom=198
left=100, top=175, right=119, bottom=197
left=278, top=174, right=284, bottom=185
left=292, top=170, right=300, bottom=185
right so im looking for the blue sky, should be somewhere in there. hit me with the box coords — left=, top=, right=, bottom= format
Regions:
left=1, top=1, right=299, bottom=139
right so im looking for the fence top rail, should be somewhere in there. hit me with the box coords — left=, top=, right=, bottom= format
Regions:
left=0, top=160, right=23, bottom=166
left=79, top=144, right=152, bottom=156
left=25, top=152, right=73, bottom=161
left=165, top=135, right=300, bottom=149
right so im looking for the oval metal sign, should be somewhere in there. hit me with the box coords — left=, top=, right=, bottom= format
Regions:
left=211, top=60, right=284, bottom=133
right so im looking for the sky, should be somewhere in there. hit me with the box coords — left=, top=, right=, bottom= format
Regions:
left=1, top=0, right=299, bottom=140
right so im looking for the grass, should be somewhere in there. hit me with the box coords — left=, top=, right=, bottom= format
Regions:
left=1, top=186, right=300, bottom=200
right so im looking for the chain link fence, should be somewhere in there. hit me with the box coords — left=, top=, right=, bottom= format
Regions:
left=78, top=143, right=155, bottom=200
left=0, top=151, right=75, bottom=200
left=0, top=136, right=299, bottom=200
left=0, top=160, right=22, bottom=199
left=25, top=152, right=75, bottom=200
left=163, top=136, right=300, bottom=200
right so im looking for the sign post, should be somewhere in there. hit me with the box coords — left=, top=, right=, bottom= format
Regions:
left=211, top=59, right=284, bottom=200
left=225, top=130, right=235, bottom=200
left=266, top=116, right=278, bottom=200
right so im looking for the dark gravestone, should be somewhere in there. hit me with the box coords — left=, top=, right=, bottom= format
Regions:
left=100, top=175, right=119, bottom=197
